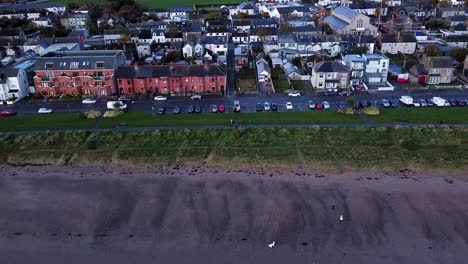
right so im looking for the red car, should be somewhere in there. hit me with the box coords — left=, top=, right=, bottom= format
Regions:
left=0, top=110, right=17, bottom=116
left=315, top=103, right=323, bottom=110
left=218, top=104, right=225, bottom=112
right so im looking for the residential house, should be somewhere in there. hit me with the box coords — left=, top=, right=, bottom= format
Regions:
left=137, top=43, right=151, bottom=58
left=234, top=45, right=250, bottom=70
left=232, top=32, right=250, bottom=44
left=204, top=36, right=228, bottom=56
left=232, top=19, right=251, bottom=33
left=182, top=22, right=204, bottom=42
left=128, top=21, right=167, bottom=31
left=206, top=25, right=230, bottom=37
left=272, top=6, right=311, bottom=19
left=285, top=16, right=315, bottom=27
left=168, top=6, right=192, bottom=21
left=0, top=9, right=41, bottom=19
left=343, top=54, right=366, bottom=85
left=256, top=57, right=274, bottom=93
left=0, top=29, right=26, bottom=40
left=61, top=13, right=89, bottom=30
left=348, top=2, right=387, bottom=17
left=229, top=2, right=256, bottom=16
left=182, top=42, right=203, bottom=58
left=447, top=15, right=467, bottom=26
left=438, top=7, right=464, bottom=18
left=115, top=63, right=227, bottom=96
left=404, top=7, right=426, bottom=18
left=322, top=6, right=378, bottom=36
left=263, top=40, right=279, bottom=56
left=165, top=32, right=183, bottom=43
left=339, top=34, right=375, bottom=54
left=291, top=25, right=323, bottom=36
left=310, top=61, right=350, bottom=90
left=97, top=14, right=125, bottom=28
left=0, top=68, right=30, bottom=104
left=250, top=27, right=278, bottom=43
left=33, top=50, right=126, bottom=96
left=362, top=54, right=389, bottom=85
left=283, top=59, right=309, bottom=81
left=443, top=35, right=468, bottom=48
left=31, top=17, right=52, bottom=27
left=6, top=2, right=66, bottom=15
left=380, top=33, right=417, bottom=54
left=250, top=18, right=279, bottom=29
left=422, top=57, right=455, bottom=84
left=385, top=0, right=402, bottom=6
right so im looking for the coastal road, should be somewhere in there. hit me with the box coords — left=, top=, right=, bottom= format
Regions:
left=2, top=88, right=467, bottom=116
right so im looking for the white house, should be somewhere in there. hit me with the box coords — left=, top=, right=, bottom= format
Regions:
left=137, top=43, right=151, bottom=58
left=204, top=36, right=228, bottom=56
left=310, top=61, right=350, bottom=90
left=31, top=17, right=52, bottom=27
left=0, top=68, right=30, bottom=104
left=182, top=42, right=194, bottom=58
left=256, top=58, right=271, bottom=82
left=380, top=33, right=417, bottom=54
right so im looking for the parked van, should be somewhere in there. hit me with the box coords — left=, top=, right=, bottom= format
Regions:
left=399, top=96, right=413, bottom=106
left=432, top=97, right=446, bottom=107
left=107, top=101, right=127, bottom=110
left=233, top=100, right=240, bottom=112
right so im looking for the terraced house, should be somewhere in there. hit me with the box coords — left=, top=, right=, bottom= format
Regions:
left=33, top=50, right=126, bottom=96
left=115, top=63, right=226, bottom=96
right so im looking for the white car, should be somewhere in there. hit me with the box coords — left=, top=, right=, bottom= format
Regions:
left=190, top=94, right=202, bottom=100
left=82, top=98, right=96, bottom=104
left=286, top=102, right=293, bottom=110
left=264, top=102, right=271, bottom=111
left=413, top=101, right=421, bottom=107
left=288, top=91, right=301, bottom=97
left=38, top=108, right=53, bottom=114
left=323, top=101, right=330, bottom=109
left=154, top=95, right=167, bottom=101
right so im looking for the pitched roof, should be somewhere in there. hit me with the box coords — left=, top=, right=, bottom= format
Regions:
left=409, top=64, right=427, bottom=75
left=333, top=6, right=359, bottom=19
left=425, top=57, right=454, bottom=68
left=35, top=50, right=124, bottom=71
left=0, top=68, right=20, bottom=84
left=381, top=33, right=416, bottom=43
left=314, top=61, right=349, bottom=73
left=115, top=64, right=226, bottom=78
left=323, top=15, right=349, bottom=29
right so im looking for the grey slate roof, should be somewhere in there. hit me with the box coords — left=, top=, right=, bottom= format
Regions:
left=0, top=68, right=20, bottom=84
left=426, top=57, right=454, bottom=68
left=115, top=64, right=226, bottom=78
left=314, top=61, right=349, bottom=73
left=35, top=50, right=124, bottom=71
left=334, top=6, right=359, bottom=19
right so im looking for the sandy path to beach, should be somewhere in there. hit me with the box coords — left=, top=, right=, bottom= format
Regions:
left=0, top=164, right=467, bottom=264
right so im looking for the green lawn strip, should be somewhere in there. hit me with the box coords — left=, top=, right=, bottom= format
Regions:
left=0, top=114, right=95, bottom=131
left=368, top=107, right=468, bottom=124
left=99, top=111, right=363, bottom=128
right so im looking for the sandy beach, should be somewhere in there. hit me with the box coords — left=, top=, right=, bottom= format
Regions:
left=0, top=163, right=467, bottom=264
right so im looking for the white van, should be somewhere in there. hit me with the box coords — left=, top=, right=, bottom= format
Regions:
left=432, top=97, right=446, bottom=107
left=233, top=100, right=240, bottom=112
left=107, top=101, right=127, bottom=110
left=399, top=96, right=413, bottom=106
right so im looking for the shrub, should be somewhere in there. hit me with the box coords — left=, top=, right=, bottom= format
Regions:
left=338, top=107, right=355, bottom=115
left=84, top=110, right=102, bottom=119
left=103, top=110, right=125, bottom=118
left=362, top=107, right=380, bottom=115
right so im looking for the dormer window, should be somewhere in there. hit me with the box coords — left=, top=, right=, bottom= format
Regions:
left=70, top=62, right=79, bottom=69
left=45, top=62, right=54, bottom=69
left=96, top=62, right=104, bottom=68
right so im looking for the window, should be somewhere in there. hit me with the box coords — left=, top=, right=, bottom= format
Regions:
left=127, top=80, right=131, bottom=85
left=118, top=80, right=122, bottom=85
left=96, top=62, right=104, bottom=68
left=72, top=72, right=79, bottom=77
left=357, top=19, right=363, bottom=28
left=70, top=62, right=79, bottom=69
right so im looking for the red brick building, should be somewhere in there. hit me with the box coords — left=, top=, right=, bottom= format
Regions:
left=33, top=50, right=126, bottom=96
left=115, top=63, right=227, bottom=96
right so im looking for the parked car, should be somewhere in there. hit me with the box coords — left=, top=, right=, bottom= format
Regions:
left=323, top=101, right=330, bottom=109
left=271, top=103, right=278, bottom=111
left=339, top=90, right=352, bottom=96
left=157, top=107, right=165, bottom=115
left=308, top=100, right=315, bottom=110
left=256, top=103, right=263, bottom=112
left=264, top=102, right=271, bottom=111
left=459, top=100, right=466, bottom=106
left=316, top=103, right=323, bottom=110
left=107, top=101, right=127, bottom=110
left=194, top=105, right=202, bottom=113
left=381, top=99, right=390, bottom=108
left=173, top=106, right=181, bottom=114
left=413, top=100, right=421, bottom=107
left=338, top=101, right=347, bottom=109
left=82, top=98, right=96, bottom=104
left=286, top=102, right=293, bottom=110
left=233, top=100, right=241, bottom=112
left=390, top=100, right=398, bottom=108
left=426, top=99, right=434, bottom=107
left=154, top=95, right=167, bottom=101
left=449, top=99, right=457, bottom=106
left=0, top=110, right=17, bottom=116
left=354, top=85, right=366, bottom=91
left=190, top=94, right=202, bottom=100
left=419, top=99, right=428, bottom=107
left=463, top=99, right=468, bottom=106
left=218, top=104, right=225, bottom=112
left=187, top=105, right=195, bottom=114
left=288, top=91, right=301, bottom=97
left=324, top=91, right=337, bottom=96
left=211, top=104, right=218, bottom=113
left=38, top=108, right=53, bottom=114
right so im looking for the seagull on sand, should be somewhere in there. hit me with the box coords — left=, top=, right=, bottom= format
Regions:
left=339, top=215, right=344, bottom=223
left=268, top=241, right=276, bottom=248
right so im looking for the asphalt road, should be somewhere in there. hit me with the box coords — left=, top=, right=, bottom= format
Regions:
left=1, top=88, right=467, bottom=116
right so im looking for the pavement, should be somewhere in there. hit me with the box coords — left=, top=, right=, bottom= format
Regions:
left=2, top=88, right=467, bottom=116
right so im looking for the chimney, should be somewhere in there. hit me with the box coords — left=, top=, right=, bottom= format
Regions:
left=169, top=62, right=174, bottom=70
left=204, top=61, right=209, bottom=71
left=134, top=63, right=139, bottom=70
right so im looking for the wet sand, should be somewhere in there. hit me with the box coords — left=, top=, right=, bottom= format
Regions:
left=0, top=164, right=467, bottom=264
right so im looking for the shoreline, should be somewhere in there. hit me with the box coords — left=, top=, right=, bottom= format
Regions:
left=1, top=164, right=468, bottom=263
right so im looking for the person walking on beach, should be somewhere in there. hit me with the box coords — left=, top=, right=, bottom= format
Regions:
left=332, top=203, right=335, bottom=211
left=339, top=215, right=344, bottom=223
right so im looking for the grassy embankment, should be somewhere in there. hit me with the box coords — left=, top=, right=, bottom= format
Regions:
left=0, top=113, right=95, bottom=132
left=369, top=108, right=468, bottom=124
left=47, top=0, right=243, bottom=9
left=0, top=127, right=466, bottom=171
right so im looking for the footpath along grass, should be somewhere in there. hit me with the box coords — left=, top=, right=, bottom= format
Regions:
left=0, top=114, right=95, bottom=132
left=369, top=107, right=468, bottom=124
left=0, top=127, right=466, bottom=170
left=100, top=111, right=363, bottom=128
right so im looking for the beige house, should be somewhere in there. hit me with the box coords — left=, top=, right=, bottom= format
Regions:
left=422, top=57, right=455, bottom=84
left=380, top=33, right=417, bottom=54
left=310, top=61, right=350, bottom=90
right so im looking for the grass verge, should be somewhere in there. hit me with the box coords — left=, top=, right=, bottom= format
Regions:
left=369, top=107, right=468, bottom=124
left=100, top=111, right=363, bottom=128
left=0, top=113, right=95, bottom=132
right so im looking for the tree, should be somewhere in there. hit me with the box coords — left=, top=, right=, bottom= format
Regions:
left=319, top=21, right=332, bottom=34
left=186, top=34, right=198, bottom=43
left=261, top=12, right=270, bottom=18
left=438, top=0, right=452, bottom=7
left=255, top=27, right=272, bottom=41
left=237, top=12, right=249, bottom=19
left=117, top=35, right=130, bottom=44
left=449, top=47, right=468, bottom=63
left=375, top=7, right=381, bottom=19
left=425, top=18, right=447, bottom=30
left=346, top=96, right=356, bottom=108
left=428, top=0, right=438, bottom=7
left=279, top=22, right=292, bottom=32
left=349, top=46, right=369, bottom=55
left=423, top=44, right=442, bottom=57
left=292, top=57, right=302, bottom=67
